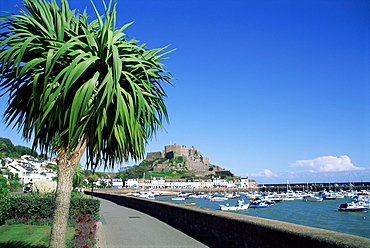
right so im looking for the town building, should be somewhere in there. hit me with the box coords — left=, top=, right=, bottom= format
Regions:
left=2, top=155, right=57, bottom=184
left=123, top=177, right=257, bottom=189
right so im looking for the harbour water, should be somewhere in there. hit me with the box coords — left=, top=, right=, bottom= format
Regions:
left=156, top=195, right=370, bottom=239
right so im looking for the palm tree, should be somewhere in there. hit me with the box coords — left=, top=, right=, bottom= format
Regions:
left=0, top=0, right=173, bottom=247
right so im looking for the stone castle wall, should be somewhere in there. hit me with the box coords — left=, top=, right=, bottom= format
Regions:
left=145, top=152, right=163, bottom=161
left=164, top=144, right=201, bottom=158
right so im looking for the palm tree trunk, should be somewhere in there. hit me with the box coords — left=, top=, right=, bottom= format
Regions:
left=49, top=136, right=87, bottom=248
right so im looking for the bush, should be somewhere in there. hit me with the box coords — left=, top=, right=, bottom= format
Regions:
left=0, top=176, right=10, bottom=224
left=8, top=194, right=100, bottom=220
left=70, top=195, right=100, bottom=220
left=32, top=180, right=57, bottom=194
left=8, top=193, right=55, bottom=219
left=175, top=156, right=184, bottom=163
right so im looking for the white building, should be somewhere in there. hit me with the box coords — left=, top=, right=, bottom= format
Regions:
left=239, top=178, right=257, bottom=188
left=122, top=177, right=256, bottom=189
left=2, top=156, right=57, bottom=184
left=125, top=178, right=139, bottom=188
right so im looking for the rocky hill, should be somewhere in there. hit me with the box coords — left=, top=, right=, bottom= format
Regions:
left=145, top=144, right=233, bottom=177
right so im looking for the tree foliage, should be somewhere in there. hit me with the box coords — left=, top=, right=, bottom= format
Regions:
left=0, top=0, right=173, bottom=168
left=0, top=0, right=173, bottom=246
left=72, top=164, right=83, bottom=188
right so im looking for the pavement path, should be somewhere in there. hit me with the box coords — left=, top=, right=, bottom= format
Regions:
left=96, top=197, right=209, bottom=248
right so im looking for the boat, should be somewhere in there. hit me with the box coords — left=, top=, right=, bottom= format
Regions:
left=260, top=197, right=275, bottom=205
left=171, top=197, right=186, bottom=201
left=177, top=192, right=189, bottom=197
left=249, top=199, right=269, bottom=208
left=246, top=193, right=261, bottom=200
left=282, top=197, right=294, bottom=201
left=140, top=192, right=155, bottom=199
left=320, top=191, right=337, bottom=200
left=210, top=196, right=228, bottom=202
left=188, top=193, right=207, bottom=199
left=225, top=193, right=241, bottom=199
left=302, top=195, right=323, bottom=202
left=184, top=202, right=196, bottom=206
left=219, top=200, right=249, bottom=211
left=270, top=198, right=283, bottom=203
left=334, top=192, right=344, bottom=199
left=132, top=192, right=155, bottom=199
left=338, top=202, right=368, bottom=212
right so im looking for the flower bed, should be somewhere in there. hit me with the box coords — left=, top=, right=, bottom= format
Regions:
left=68, top=216, right=98, bottom=248
left=5, top=215, right=98, bottom=247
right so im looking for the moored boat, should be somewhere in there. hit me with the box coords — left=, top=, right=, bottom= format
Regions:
left=302, top=195, right=323, bottom=202
left=225, top=193, right=241, bottom=199
left=282, top=197, right=294, bottom=201
left=171, top=197, right=186, bottom=201
left=271, top=198, right=283, bottom=203
left=219, top=200, right=249, bottom=211
left=338, top=202, right=368, bottom=212
left=260, top=197, right=275, bottom=205
left=177, top=192, right=189, bottom=197
left=320, top=191, right=337, bottom=200
left=249, top=199, right=269, bottom=208
left=132, top=192, right=156, bottom=199
left=188, top=193, right=207, bottom=199
left=210, top=196, right=228, bottom=201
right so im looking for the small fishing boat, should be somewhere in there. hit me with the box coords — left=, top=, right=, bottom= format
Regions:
left=219, top=200, right=249, bottom=211
left=184, top=202, right=196, bottom=206
left=249, top=199, right=269, bottom=208
left=338, top=202, right=368, bottom=212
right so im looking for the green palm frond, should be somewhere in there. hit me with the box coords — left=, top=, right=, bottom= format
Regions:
left=0, top=0, right=174, bottom=168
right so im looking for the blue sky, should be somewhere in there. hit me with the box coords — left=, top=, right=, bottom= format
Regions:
left=1, top=0, right=369, bottom=184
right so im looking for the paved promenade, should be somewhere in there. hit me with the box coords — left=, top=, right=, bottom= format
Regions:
left=96, top=197, right=209, bottom=248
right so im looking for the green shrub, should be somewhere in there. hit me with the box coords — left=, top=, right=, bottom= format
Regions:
left=175, top=156, right=184, bottom=163
left=0, top=180, right=10, bottom=224
left=8, top=193, right=55, bottom=219
left=8, top=194, right=100, bottom=220
left=70, top=195, right=100, bottom=220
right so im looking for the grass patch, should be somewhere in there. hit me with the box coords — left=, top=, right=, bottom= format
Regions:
left=0, top=224, right=74, bottom=248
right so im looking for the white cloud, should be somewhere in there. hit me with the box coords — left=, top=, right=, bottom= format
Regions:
left=251, top=169, right=278, bottom=178
left=290, top=155, right=365, bottom=173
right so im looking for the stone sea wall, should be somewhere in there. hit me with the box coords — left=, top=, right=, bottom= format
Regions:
left=86, top=191, right=370, bottom=248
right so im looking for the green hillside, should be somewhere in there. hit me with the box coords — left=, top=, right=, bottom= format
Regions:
left=0, top=138, right=39, bottom=159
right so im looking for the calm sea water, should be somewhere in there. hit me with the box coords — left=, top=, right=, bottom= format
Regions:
left=156, top=195, right=370, bottom=239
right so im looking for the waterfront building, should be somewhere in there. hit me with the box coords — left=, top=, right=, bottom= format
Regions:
left=123, top=177, right=257, bottom=189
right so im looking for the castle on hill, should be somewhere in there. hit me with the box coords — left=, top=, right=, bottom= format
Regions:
left=145, top=144, right=233, bottom=177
